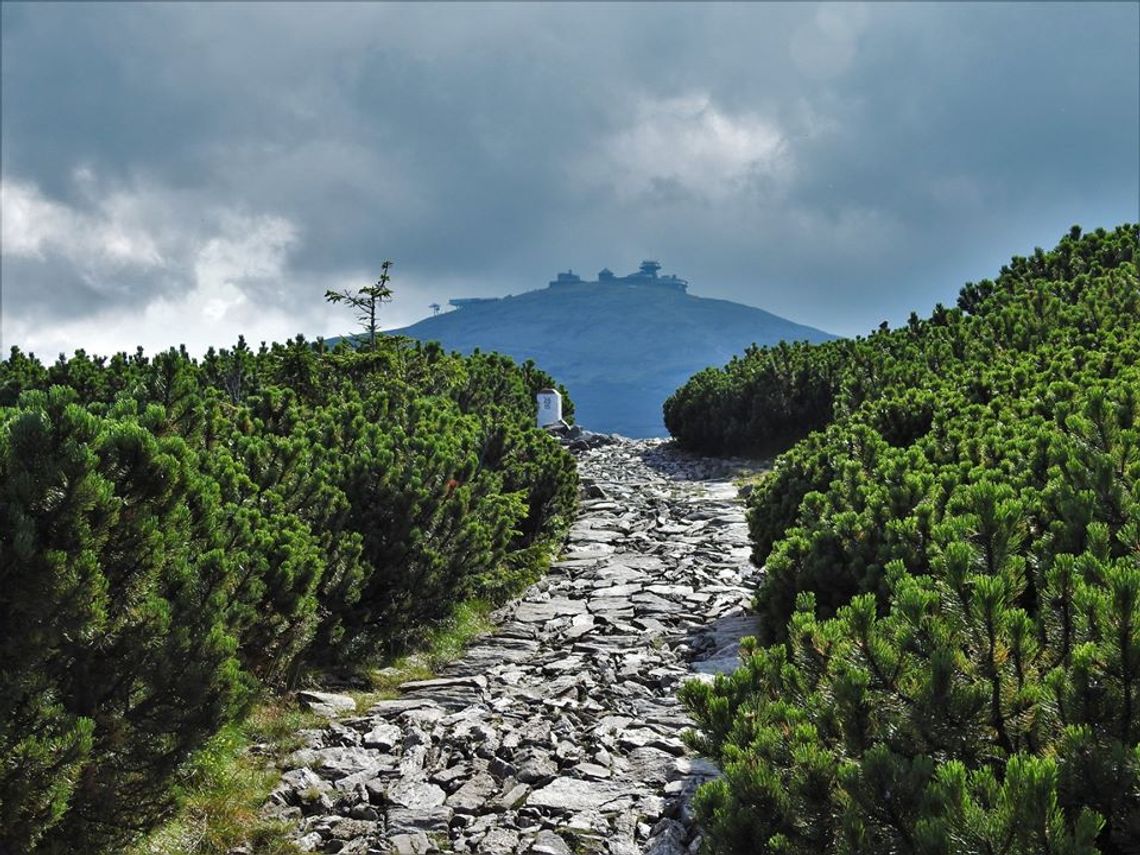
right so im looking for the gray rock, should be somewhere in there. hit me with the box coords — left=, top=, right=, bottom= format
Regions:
left=430, top=762, right=470, bottom=791
left=277, top=766, right=330, bottom=801
left=480, top=828, right=521, bottom=853
left=288, top=747, right=383, bottom=781
left=298, top=690, right=357, bottom=718
left=530, top=830, right=574, bottom=855
left=528, top=777, right=635, bottom=812
left=386, top=805, right=452, bottom=834
left=365, top=698, right=441, bottom=716
left=623, top=747, right=678, bottom=788
left=498, top=782, right=531, bottom=809
left=348, top=803, right=380, bottom=821
left=514, top=598, right=590, bottom=623
left=386, top=780, right=446, bottom=810
left=296, top=831, right=324, bottom=851
left=387, top=832, right=430, bottom=855
left=645, top=818, right=688, bottom=855
left=398, top=674, right=487, bottom=692
left=362, top=723, right=402, bottom=751
left=487, top=755, right=517, bottom=781
left=516, top=749, right=558, bottom=785
left=574, top=762, right=612, bottom=779
left=445, top=772, right=496, bottom=813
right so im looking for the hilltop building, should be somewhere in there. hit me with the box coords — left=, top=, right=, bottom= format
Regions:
left=448, top=261, right=688, bottom=311
left=548, top=260, right=688, bottom=292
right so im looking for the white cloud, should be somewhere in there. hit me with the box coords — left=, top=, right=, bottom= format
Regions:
left=1, top=176, right=164, bottom=271
left=590, top=93, right=791, bottom=204
left=789, top=2, right=871, bottom=79
left=0, top=173, right=335, bottom=356
left=193, top=214, right=298, bottom=321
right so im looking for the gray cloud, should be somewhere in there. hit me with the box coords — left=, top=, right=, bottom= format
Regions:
left=2, top=1, right=1137, bottom=356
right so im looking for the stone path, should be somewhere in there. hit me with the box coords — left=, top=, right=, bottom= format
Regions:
left=266, top=439, right=765, bottom=855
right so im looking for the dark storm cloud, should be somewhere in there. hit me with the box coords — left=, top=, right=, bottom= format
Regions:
left=2, top=2, right=1137, bottom=355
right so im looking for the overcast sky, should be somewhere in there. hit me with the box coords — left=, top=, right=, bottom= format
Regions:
left=2, top=2, right=1137, bottom=357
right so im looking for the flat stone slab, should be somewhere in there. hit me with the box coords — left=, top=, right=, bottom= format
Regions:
left=363, top=722, right=401, bottom=750
left=365, top=698, right=441, bottom=715
left=398, top=675, right=486, bottom=692
left=445, top=772, right=497, bottom=813
left=287, top=746, right=382, bottom=780
left=386, top=779, right=447, bottom=809
left=386, top=805, right=452, bottom=833
left=528, top=777, right=640, bottom=812
left=514, top=598, right=591, bottom=623
left=297, top=690, right=357, bottom=718
left=530, top=830, right=574, bottom=855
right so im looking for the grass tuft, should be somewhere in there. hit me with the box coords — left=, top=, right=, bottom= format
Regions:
left=129, top=699, right=314, bottom=855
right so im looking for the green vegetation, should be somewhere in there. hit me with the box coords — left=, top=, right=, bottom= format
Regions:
left=671, top=225, right=1140, bottom=853
left=127, top=701, right=319, bottom=855
left=324, top=260, right=394, bottom=351
left=0, top=334, right=577, bottom=853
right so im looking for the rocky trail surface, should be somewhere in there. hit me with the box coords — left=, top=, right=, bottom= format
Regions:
left=266, top=439, right=765, bottom=855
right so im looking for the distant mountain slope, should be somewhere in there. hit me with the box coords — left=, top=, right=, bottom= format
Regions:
left=393, top=281, right=836, bottom=437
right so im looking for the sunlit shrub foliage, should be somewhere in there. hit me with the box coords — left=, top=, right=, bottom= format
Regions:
left=0, top=335, right=576, bottom=853
left=673, top=225, right=1140, bottom=853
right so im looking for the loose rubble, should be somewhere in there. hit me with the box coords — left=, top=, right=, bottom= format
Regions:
left=543, top=421, right=618, bottom=452
left=264, top=439, right=766, bottom=854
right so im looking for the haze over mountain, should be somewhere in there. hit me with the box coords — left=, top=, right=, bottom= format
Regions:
left=393, top=264, right=835, bottom=437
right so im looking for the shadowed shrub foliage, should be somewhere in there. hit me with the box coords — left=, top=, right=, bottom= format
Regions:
left=673, top=225, right=1140, bottom=853
left=0, top=336, right=577, bottom=853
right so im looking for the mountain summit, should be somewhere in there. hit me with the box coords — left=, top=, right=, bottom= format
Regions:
left=393, top=262, right=836, bottom=437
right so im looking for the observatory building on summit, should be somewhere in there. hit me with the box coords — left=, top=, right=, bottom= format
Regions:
left=447, top=260, right=688, bottom=311
left=548, top=260, right=688, bottom=293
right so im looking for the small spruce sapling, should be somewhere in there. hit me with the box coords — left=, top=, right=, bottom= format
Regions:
left=325, top=260, right=394, bottom=351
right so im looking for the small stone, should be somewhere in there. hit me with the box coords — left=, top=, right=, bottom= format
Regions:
left=296, top=832, right=323, bottom=852
left=386, top=805, right=452, bottom=834
left=386, top=780, right=446, bottom=809
left=480, top=828, right=521, bottom=853
left=488, top=755, right=517, bottom=781
left=430, top=762, right=470, bottom=792
left=574, top=762, right=611, bottom=779
left=348, top=804, right=380, bottom=821
left=516, top=750, right=558, bottom=785
left=529, top=830, right=573, bottom=855
left=363, top=723, right=401, bottom=751
left=297, top=690, right=357, bottom=718
left=554, top=740, right=580, bottom=763
left=446, top=773, right=496, bottom=814
left=387, top=833, right=430, bottom=855
left=498, top=782, right=531, bottom=809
